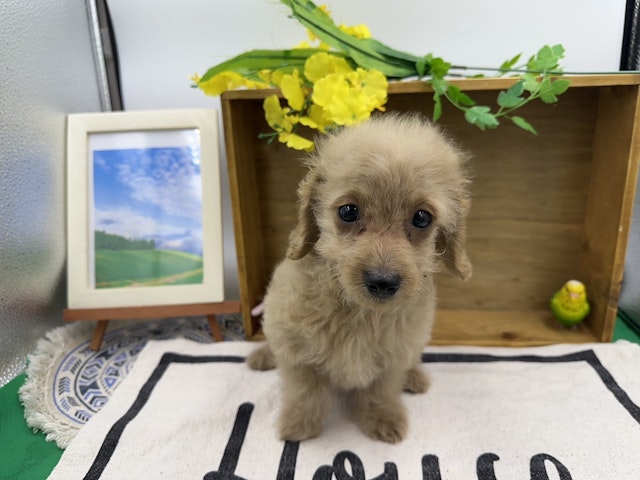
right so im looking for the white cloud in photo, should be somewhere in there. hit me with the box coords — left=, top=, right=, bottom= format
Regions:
left=94, top=154, right=110, bottom=173
left=115, top=148, right=202, bottom=222
left=94, top=206, right=182, bottom=238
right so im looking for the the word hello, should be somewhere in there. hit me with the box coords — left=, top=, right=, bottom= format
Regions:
left=203, top=403, right=572, bottom=480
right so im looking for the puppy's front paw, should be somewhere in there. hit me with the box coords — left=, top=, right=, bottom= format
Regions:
left=278, top=414, right=324, bottom=442
left=350, top=392, right=408, bottom=444
left=403, top=365, right=429, bottom=394
left=246, top=344, right=276, bottom=371
left=361, top=407, right=408, bottom=444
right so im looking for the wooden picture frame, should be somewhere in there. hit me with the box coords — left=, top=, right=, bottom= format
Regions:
left=66, top=109, right=224, bottom=310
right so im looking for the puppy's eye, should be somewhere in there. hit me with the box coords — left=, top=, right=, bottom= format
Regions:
left=338, top=204, right=359, bottom=223
left=412, top=210, right=432, bottom=229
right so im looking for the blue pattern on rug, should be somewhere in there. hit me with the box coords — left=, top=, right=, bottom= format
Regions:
left=51, top=316, right=244, bottom=425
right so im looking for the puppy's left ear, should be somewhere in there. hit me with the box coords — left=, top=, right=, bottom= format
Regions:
left=286, top=167, right=322, bottom=260
left=437, top=197, right=473, bottom=281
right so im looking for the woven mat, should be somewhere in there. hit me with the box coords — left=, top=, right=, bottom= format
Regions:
left=19, top=316, right=244, bottom=448
left=46, top=339, right=640, bottom=479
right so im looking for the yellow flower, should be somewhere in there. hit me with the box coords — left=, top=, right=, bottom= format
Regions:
left=278, top=132, right=315, bottom=151
left=264, top=95, right=315, bottom=151
left=245, top=78, right=270, bottom=89
left=304, top=52, right=353, bottom=83
left=299, top=104, right=334, bottom=133
left=311, top=73, right=347, bottom=108
left=312, top=73, right=363, bottom=125
left=194, top=71, right=268, bottom=96
left=311, top=67, right=388, bottom=126
left=260, top=69, right=288, bottom=88
left=339, top=23, right=371, bottom=39
left=348, top=68, right=388, bottom=110
left=264, top=95, right=297, bottom=132
left=197, top=71, right=243, bottom=96
left=279, top=69, right=306, bottom=111
left=257, top=69, right=274, bottom=84
left=327, top=92, right=372, bottom=125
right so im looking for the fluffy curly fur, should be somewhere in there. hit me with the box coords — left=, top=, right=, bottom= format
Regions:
left=247, top=113, right=472, bottom=443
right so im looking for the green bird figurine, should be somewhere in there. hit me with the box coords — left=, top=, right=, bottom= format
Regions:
left=550, top=279, right=590, bottom=328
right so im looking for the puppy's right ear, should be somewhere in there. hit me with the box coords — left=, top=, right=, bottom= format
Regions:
left=286, top=167, right=322, bottom=260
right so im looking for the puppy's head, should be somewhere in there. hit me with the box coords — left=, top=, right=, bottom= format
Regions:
left=287, top=113, right=472, bottom=307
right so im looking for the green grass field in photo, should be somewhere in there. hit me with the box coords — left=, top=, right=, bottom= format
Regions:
left=95, top=249, right=203, bottom=289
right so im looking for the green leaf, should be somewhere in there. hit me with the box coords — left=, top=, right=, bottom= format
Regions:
left=282, top=0, right=419, bottom=78
left=497, top=80, right=525, bottom=108
left=366, top=37, right=422, bottom=63
left=550, top=78, right=571, bottom=95
left=447, top=84, right=475, bottom=107
left=433, top=93, right=443, bottom=121
left=528, top=46, right=550, bottom=71
left=528, top=44, right=565, bottom=72
left=499, top=53, right=522, bottom=72
left=550, top=44, right=566, bottom=62
left=464, top=106, right=499, bottom=130
left=521, top=73, right=540, bottom=93
left=425, top=54, right=451, bottom=78
left=199, top=48, right=330, bottom=83
left=538, top=79, right=556, bottom=103
left=511, top=116, right=538, bottom=135
left=538, top=78, right=571, bottom=104
left=429, top=76, right=448, bottom=96
left=497, top=91, right=521, bottom=108
left=360, top=37, right=422, bottom=75
left=416, top=58, right=427, bottom=77
left=507, top=79, right=525, bottom=97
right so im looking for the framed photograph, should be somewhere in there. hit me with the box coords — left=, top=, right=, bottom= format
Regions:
left=66, top=109, right=224, bottom=309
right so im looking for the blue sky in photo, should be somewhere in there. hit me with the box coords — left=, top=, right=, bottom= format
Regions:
left=92, top=145, right=204, bottom=256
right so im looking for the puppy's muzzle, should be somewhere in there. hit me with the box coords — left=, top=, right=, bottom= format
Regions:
left=363, top=269, right=402, bottom=299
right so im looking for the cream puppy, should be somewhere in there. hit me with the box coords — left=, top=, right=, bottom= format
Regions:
left=248, top=113, right=472, bottom=443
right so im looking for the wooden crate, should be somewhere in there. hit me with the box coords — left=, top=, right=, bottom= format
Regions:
left=221, top=75, right=640, bottom=346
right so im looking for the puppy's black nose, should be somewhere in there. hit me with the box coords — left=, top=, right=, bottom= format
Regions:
left=364, top=270, right=402, bottom=299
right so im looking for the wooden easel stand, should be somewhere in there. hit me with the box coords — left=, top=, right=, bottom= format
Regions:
left=63, top=301, right=242, bottom=351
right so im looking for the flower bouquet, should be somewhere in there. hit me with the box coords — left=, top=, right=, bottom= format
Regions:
left=192, top=0, right=570, bottom=150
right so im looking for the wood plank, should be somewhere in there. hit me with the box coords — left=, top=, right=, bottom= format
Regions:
left=432, top=310, right=598, bottom=346
left=220, top=74, right=640, bottom=102
left=388, top=74, right=640, bottom=94
left=580, top=85, right=640, bottom=341
left=63, top=302, right=241, bottom=321
left=222, top=96, right=269, bottom=335
left=249, top=310, right=597, bottom=346
left=255, top=139, right=309, bottom=272
left=64, top=302, right=241, bottom=350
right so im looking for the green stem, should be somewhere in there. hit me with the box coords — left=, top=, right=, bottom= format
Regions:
left=451, top=65, right=628, bottom=77
left=495, top=92, right=538, bottom=117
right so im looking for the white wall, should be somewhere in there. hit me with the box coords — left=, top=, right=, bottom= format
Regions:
left=0, top=0, right=104, bottom=385
left=109, top=0, right=626, bottom=111
left=106, top=0, right=628, bottom=300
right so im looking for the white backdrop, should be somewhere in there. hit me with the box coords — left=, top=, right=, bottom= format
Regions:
left=106, top=0, right=627, bottom=299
